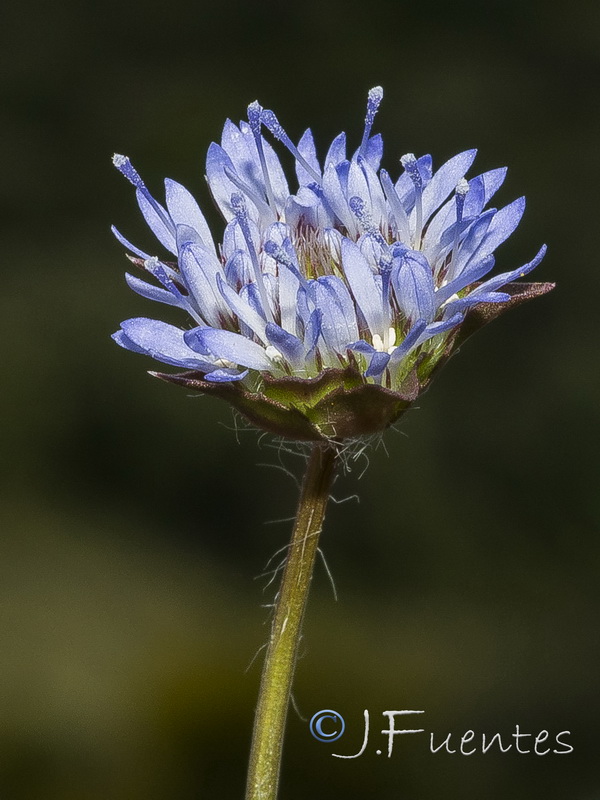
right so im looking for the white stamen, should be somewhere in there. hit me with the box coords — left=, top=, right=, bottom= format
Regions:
left=373, top=329, right=397, bottom=354
left=372, top=333, right=384, bottom=352
left=385, top=326, right=397, bottom=353
left=265, top=345, right=284, bottom=364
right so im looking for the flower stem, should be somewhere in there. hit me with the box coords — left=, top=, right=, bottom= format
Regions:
left=245, top=442, right=338, bottom=800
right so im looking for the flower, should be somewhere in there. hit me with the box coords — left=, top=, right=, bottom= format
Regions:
left=112, top=87, right=553, bottom=441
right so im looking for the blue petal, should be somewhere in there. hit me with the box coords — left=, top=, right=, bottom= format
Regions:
left=236, top=120, right=290, bottom=212
left=222, top=216, right=262, bottom=261
left=365, top=350, right=390, bottom=378
left=450, top=209, right=495, bottom=278
left=265, top=322, right=304, bottom=366
left=111, top=226, right=153, bottom=261
left=221, top=119, right=261, bottom=188
left=165, top=179, right=215, bottom=254
left=309, top=276, right=359, bottom=357
left=421, top=149, right=477, bottom=224
left=277, top=248, right=301, bottom=335
left=464, top=167, right=507, bottom=216
left=380, top=169, right=411, bottom=244
left=303, top=309, right=322, bottom=352
left=224, top=250, right=253, bottom=290
left=184, top=327, right=273, bottom=371
left=416, top=313, right=463, bottom=347
left=422, top=167, right=500, bottom=252
left=363, top=133, right=383, bottom=172
left=346, top=160, right=370, bottom=213
left=478, top=196, right=526, bottom=256
left=324, top=132, right=346, bottom=170
left=388, top=320, right=428, bottom=365
left=204, top=368, right=249, bottom=382
left=341, top=238, right=386, bottom=336
left=260, top=134, right=290, bottom=210
left=348, top=340, right=389, bottom=378
left=206, top=142, right=262, bottom=222
left=135, top=189, right=176, bottom=254
left=112, top=329, right=147, bottom=355
left=125, top=272, right=182, bottom=308
left=119, top=318, right=214, bottom=369
left=241, top=282, right=269, bottom=321
left=348, top=339, right=376, bottom=355
left=443, top=291, right=510, bottom=315
left=434, top=254, right=496, bottom=305
left=217, top=273, right=268, bottom=342
left=322, top=163, right=357, bottom=234
left=357, top=156, right=387, bottom=228
left=391, top=251, right=436, bottom=323
left=296, top=129, right=321, bottom=185
left=473, top=245, right=547, bottom=294
left=179, top=243, right=225, bottom=327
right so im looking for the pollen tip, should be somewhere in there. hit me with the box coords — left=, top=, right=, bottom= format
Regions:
left=368, top=86, right=384, bottom=103
left=260, top=109, right=281, bottom=137
left=247, top=100, right=262, bottom=127
left=400, top=153, right=417, bottom=168
left=112, top=153, right=145, bottom=189
left=456, top=178, right=469, bottom=195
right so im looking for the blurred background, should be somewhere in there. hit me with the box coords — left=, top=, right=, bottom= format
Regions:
left=1, top=0, right=599, bottom=797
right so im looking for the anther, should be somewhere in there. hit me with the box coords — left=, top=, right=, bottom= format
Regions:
left=143, top=257, right=203, bottom=325
left=372, top=333, right=385, bottom=351
left=247, top=101, right=278, bottom=213
left=113, top=154, right=174, bottom=235
left=400, top=153, right=423, bottom=249
left=349, top=195, right=386, bottom=246
left=400, top=153, right=422, bottom=187
left=144, top=257, right=180, bottom=297
left=261, top=109, right=322, bottom=183
left=360, top=86, right=384, bottom=156
left=112, top=154, right=145, bottom=189
left=449, top=179, right=470, bottom=276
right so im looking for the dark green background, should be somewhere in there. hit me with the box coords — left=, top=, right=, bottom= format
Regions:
left=1, top=1, right=598, bottom=798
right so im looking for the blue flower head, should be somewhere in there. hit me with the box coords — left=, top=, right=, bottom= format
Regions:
left=112, top=88, right=553, bottom=441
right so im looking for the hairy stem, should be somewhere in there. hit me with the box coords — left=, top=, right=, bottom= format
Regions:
left=245, top=442, right=338, bottom=800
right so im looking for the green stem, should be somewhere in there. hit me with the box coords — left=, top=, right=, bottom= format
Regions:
left=245, top=442, right=338, bottom=800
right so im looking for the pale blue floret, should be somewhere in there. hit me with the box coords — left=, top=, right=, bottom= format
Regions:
left=112, top=88, right=546, bottom=386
